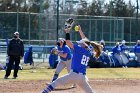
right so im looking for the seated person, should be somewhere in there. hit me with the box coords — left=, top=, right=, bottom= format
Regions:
left=134, top=40, right=140, bottom=66
left=24, top=46, right=33, bottom=65
left=112, top=42, right=127, bottom=68
left=120, top=40, right=129, bottom=66
left=99, top=40, right=112, bottom=67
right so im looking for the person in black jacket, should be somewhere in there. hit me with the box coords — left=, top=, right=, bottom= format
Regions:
left=4, top=32, right=24, bottom=79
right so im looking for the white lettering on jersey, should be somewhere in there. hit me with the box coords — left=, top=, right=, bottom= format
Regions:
left=81, top=55, right=90, bottom=66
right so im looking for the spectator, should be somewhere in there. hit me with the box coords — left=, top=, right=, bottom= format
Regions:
left=24, top=46, right=33, bottom=65
left=4, top=32, right=24, bottom=79
left=134, top=40, right=140, bottom=66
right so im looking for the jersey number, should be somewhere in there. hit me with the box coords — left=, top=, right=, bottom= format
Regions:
left=81, top=55, right=90, bottom=66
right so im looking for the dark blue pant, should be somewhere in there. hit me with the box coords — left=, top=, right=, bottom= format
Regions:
left=5, top=56, right=20, bottom=77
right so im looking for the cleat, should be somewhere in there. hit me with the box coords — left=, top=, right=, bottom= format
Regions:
left=71, top=84, right=76, bottom=88
left=13, top=76, right=18, bottom=79
left=4, top=76, right=9, bottom=79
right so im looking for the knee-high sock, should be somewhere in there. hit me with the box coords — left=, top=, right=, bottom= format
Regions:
left=52, top=73, right=59, bottom=82
left=42, top=85, right=54, bottom=93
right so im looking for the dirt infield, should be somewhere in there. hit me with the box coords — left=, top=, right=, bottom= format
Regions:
left=1, top=79, right=140, bottom=93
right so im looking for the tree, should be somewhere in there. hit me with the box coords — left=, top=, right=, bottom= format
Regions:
left=104, top=0, right=135, bottom=17
left=87, top=0, right=104, bottom=16
left=76, top=0, right=88, bottom=15
left=0, top=0, right=50, bottom=40
left=127, top=0, right=135, bottom=17
left=0, top=0, right=49, bottom=13
left=76, top=0, right=135, bottom=17
left=77, top=0, right=105, bottom=16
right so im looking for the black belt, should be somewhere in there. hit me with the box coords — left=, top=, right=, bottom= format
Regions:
left=72, top=70, right=86, bottom=75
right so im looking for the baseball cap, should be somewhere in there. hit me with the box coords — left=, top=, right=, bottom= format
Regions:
left=82, top=38, right=90, bottom=43
left=137, top=40, right=140, bottom=43
left=116, top=42, right=120, bottom=45
left=58, top=38, right=65, bottom=43
left=121, top=40, right=126, bottom=44
left=100, top=39, right=105, bottom=43
left=76, top=38, right=90, bottom=47
left=14, top=32, right=19, bottom=35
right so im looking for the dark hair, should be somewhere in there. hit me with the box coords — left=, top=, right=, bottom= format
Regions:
left=100, top=42, right=105, bottom=47
left=85, top=42, right=90, bottom=46
left=14, top=35, right=17, bottom=38
left=63, top=41, right=66, bottom=45
left=57, top=42, right=60, bottom=46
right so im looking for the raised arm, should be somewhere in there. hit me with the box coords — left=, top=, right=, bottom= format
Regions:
left=64, top=29, right=74, bottom=49
left=77, top=25, right=86, bottom=39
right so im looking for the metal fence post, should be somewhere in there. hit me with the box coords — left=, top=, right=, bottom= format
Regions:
left=56, top=0, right=59, bottom=41
left=136, top=0, right=139, bottom=40
left=101, top=19, right=104, bottom=39
left=28, top=12, right=31, bottom=45
left=16, top=3, right=19, bottom=32
left=130, top=19, right=132, bottom=44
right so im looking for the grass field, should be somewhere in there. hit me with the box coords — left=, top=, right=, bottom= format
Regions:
left=1, top=68, right=140, bottom=93
left=1, top=68, right=140, bottom=81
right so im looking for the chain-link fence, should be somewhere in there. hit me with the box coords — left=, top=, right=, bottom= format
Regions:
left=0, top=12, right=140, bottom=64
left=0, top=12, right=139, bottom=44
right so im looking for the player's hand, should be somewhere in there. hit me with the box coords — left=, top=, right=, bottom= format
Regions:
left=77, top=25, right=82, bottom=33
left=78, top=25, right=81, bottom=31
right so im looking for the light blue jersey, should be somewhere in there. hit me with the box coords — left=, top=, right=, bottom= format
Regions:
left=71, top=44, right=92, bottom=74
left=57, top=45, right=72, bottom=61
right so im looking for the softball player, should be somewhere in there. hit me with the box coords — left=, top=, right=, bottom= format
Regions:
left=134, top=40, right=140, bottom=66
left=99, top=40, right=113, bottom=67
left=112, top=42, right=127, bottom=67
left=120, top=40, right=128, bottom=52
left=42, top=25, right=99, bottom=93
left=120, top=40, right=129, bottom=67
left=51, top=38, right=72, bottom=82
